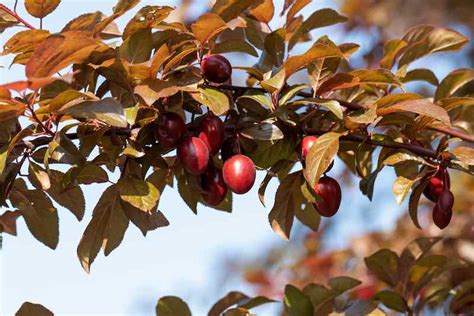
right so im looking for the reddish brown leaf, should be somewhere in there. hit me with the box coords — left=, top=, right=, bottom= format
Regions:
left=0, top=210, right=21, bottom=236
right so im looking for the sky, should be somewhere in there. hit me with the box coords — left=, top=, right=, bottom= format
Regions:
left=0, top=1, right=472, bottom=315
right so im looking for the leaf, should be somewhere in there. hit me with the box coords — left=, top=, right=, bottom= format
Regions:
left=211, top=0, right=264, bottom=22
left=0, top=210, right=21, bottom=236
left=260, top=68, right=286, bottom=93
left=392, top=176, right=417, bottom=206
left=374, top=290, right=409, bottom=313
left=240, top=122, right=283, bottom=141
left=135, top=79, right=180, bottom=105
left=2, top=29, right=50, bottom=63
left=286, top=0, right=311, bottom=24
left=26, top=31, right=104, bottom=78
left=304, top=132, right=341, bottom=188
left=92, top=0, right=140, bottom=36
left=238, top=296, right=275, bottom=310
left=0, top=9, right=19, bottom=34
left=209, top=291, right=249, bottom=316
left=294, top=202, right=320, bottom=232
left=123, top=6, right=174, bottom=39
left=213, top=40, right=258, bottom=57
left=283, top=43, right=344, bottom=79
left=401, top=68, right=439, bottom=86
left=191, top=13, right=227, bottom=43
left=317, top=73, right=360, bottom=95
left=399, top=26, right=469, bottom=68
left=117, top=177, right=160, bottom=212
left=452, top=147, right=474, bottom=165
left=284, top=285, right=314, bottom=316
left=380, top=39, right=407, bottom=69
left=47, top=170, right=86, bottom=220
left=408, top=179, right=428, bottom=229
left=435, top=68, right=474, bottom=101
left=191, top=88, right=230, bottom=115
left=364, top=249, right=400, bottom=286
left=258, top=159, right=294, bottom=207
left=15, top=302, right=54, bottom=316
left=58, top=97, right=127, bottom=127
left=119, top=28, right=153, bottom=64
left=351, top=68, right=403, bottom=87
left=328, top=276, right=362, bottom=294
left=249, top=0, right=274, bottom=23
left=289, top=8, right=347, bottom=49
left=0, top=99, right=27, bottom=123
left=77, top=185, right=129, bottom=272
left=156, top=296, right=191, bottom=316
left=263, top=28, right=286, bottom=67
left=24, top=0, right=61, bottom=19
left=74, top=164, right=109, bottom=184
left=124, top=207, right=169, bottom=236
left=377, top=99, right=450, bottom=125
left=150, top=44, right=170, bottom=78
left=10, top=183, right=59, bottom=249
left=268, top=172, right=302, bottom=240
left=28, top=162, right=51, bottom=191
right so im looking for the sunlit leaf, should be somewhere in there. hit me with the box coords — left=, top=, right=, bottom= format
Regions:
left=377, top=99, right=450, bottom=125
left=451, top=146, right=474, bottom=166
left=24, top=0, right=61, bottom=19
left=117, top=176, right=160, bottom=212
left=435, top=68, right=474, bottom=101
left=191, top=88, right=230, bottom=115
left=211, top=0, right=264, bottom=22
left=191, top=13, right=227, bottom=43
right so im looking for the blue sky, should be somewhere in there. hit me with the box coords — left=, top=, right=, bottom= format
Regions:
left=0, top=1, right=472, bottom=315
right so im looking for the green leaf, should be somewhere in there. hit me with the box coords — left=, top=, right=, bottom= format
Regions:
left=304, top=132, right=341, bottom=189
left=24, top=0, right=61, bottom=19
left=192, top=88, right=230, bottom=115
left=238, top=296, right=275, bottom=310
left=392, top=176, right=417, bottom=206
left=240, top=122, right=284, bottom=141
left=452, top=146, right=474, bottom=166
left=119, top=28, right=153, bottom=64
left=401, top=68, right=439, bottom=86
left=399, top=26, right=469, bottom=68
left=374, top=290, right=409, bottom=313
left=15, top=302, right=54, bottom=316
left=289, top=8, right=347, bottom=49
left=58, top=97, right=128, bottom=127
left=435, top=68, right=474, bottom=101
left=10, top=181, right=59, bottom=249
left=377, top=99, right=450, bottom=125
left=77, top=185, right=129, bottom=272
left=328, top=276, right=362, bottom=294
left=117, top=176, right=160, bottom=212
left=268, top=172, right=303, bottom=240
left=364, top=249, right=400, bottom=286
left=211, top=0, right=264, bottom=22
left=208, top=291, right=249, bottom=316
left=284, top=285, right=314, bottom=316
left=156, top=296, right=191, bottom=316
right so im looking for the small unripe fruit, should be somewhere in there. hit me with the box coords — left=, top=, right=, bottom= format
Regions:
left=198, top=114, right=225, bottom=155
left=423, top=169, right=450, bottom=202
left=201, top=167, right=228, bottom=206
left=432, top=203, right=452, bottom=229
left=301, top=136, right=318, bottom=160
left=222, top=154, right=256, bottom=194
left=201, top=54, right=232, bottom=83
left=154, top=112, right=186, bottom=148
left=177, top=137, right=209, bottom=175
left=313, top=176, right=341, bottom=217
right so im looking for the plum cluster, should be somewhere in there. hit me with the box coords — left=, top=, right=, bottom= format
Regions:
left=423, top=167, right=454, bottom=229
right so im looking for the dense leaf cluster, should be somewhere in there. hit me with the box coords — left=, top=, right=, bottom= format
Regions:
left=0, top=0, right=473, bottom=283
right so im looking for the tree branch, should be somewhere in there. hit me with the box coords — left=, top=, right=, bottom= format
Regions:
left=0, top=4, right=36, bottom=30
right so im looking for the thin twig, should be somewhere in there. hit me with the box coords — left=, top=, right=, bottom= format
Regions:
left=0, top=4, right=36, bottom=30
